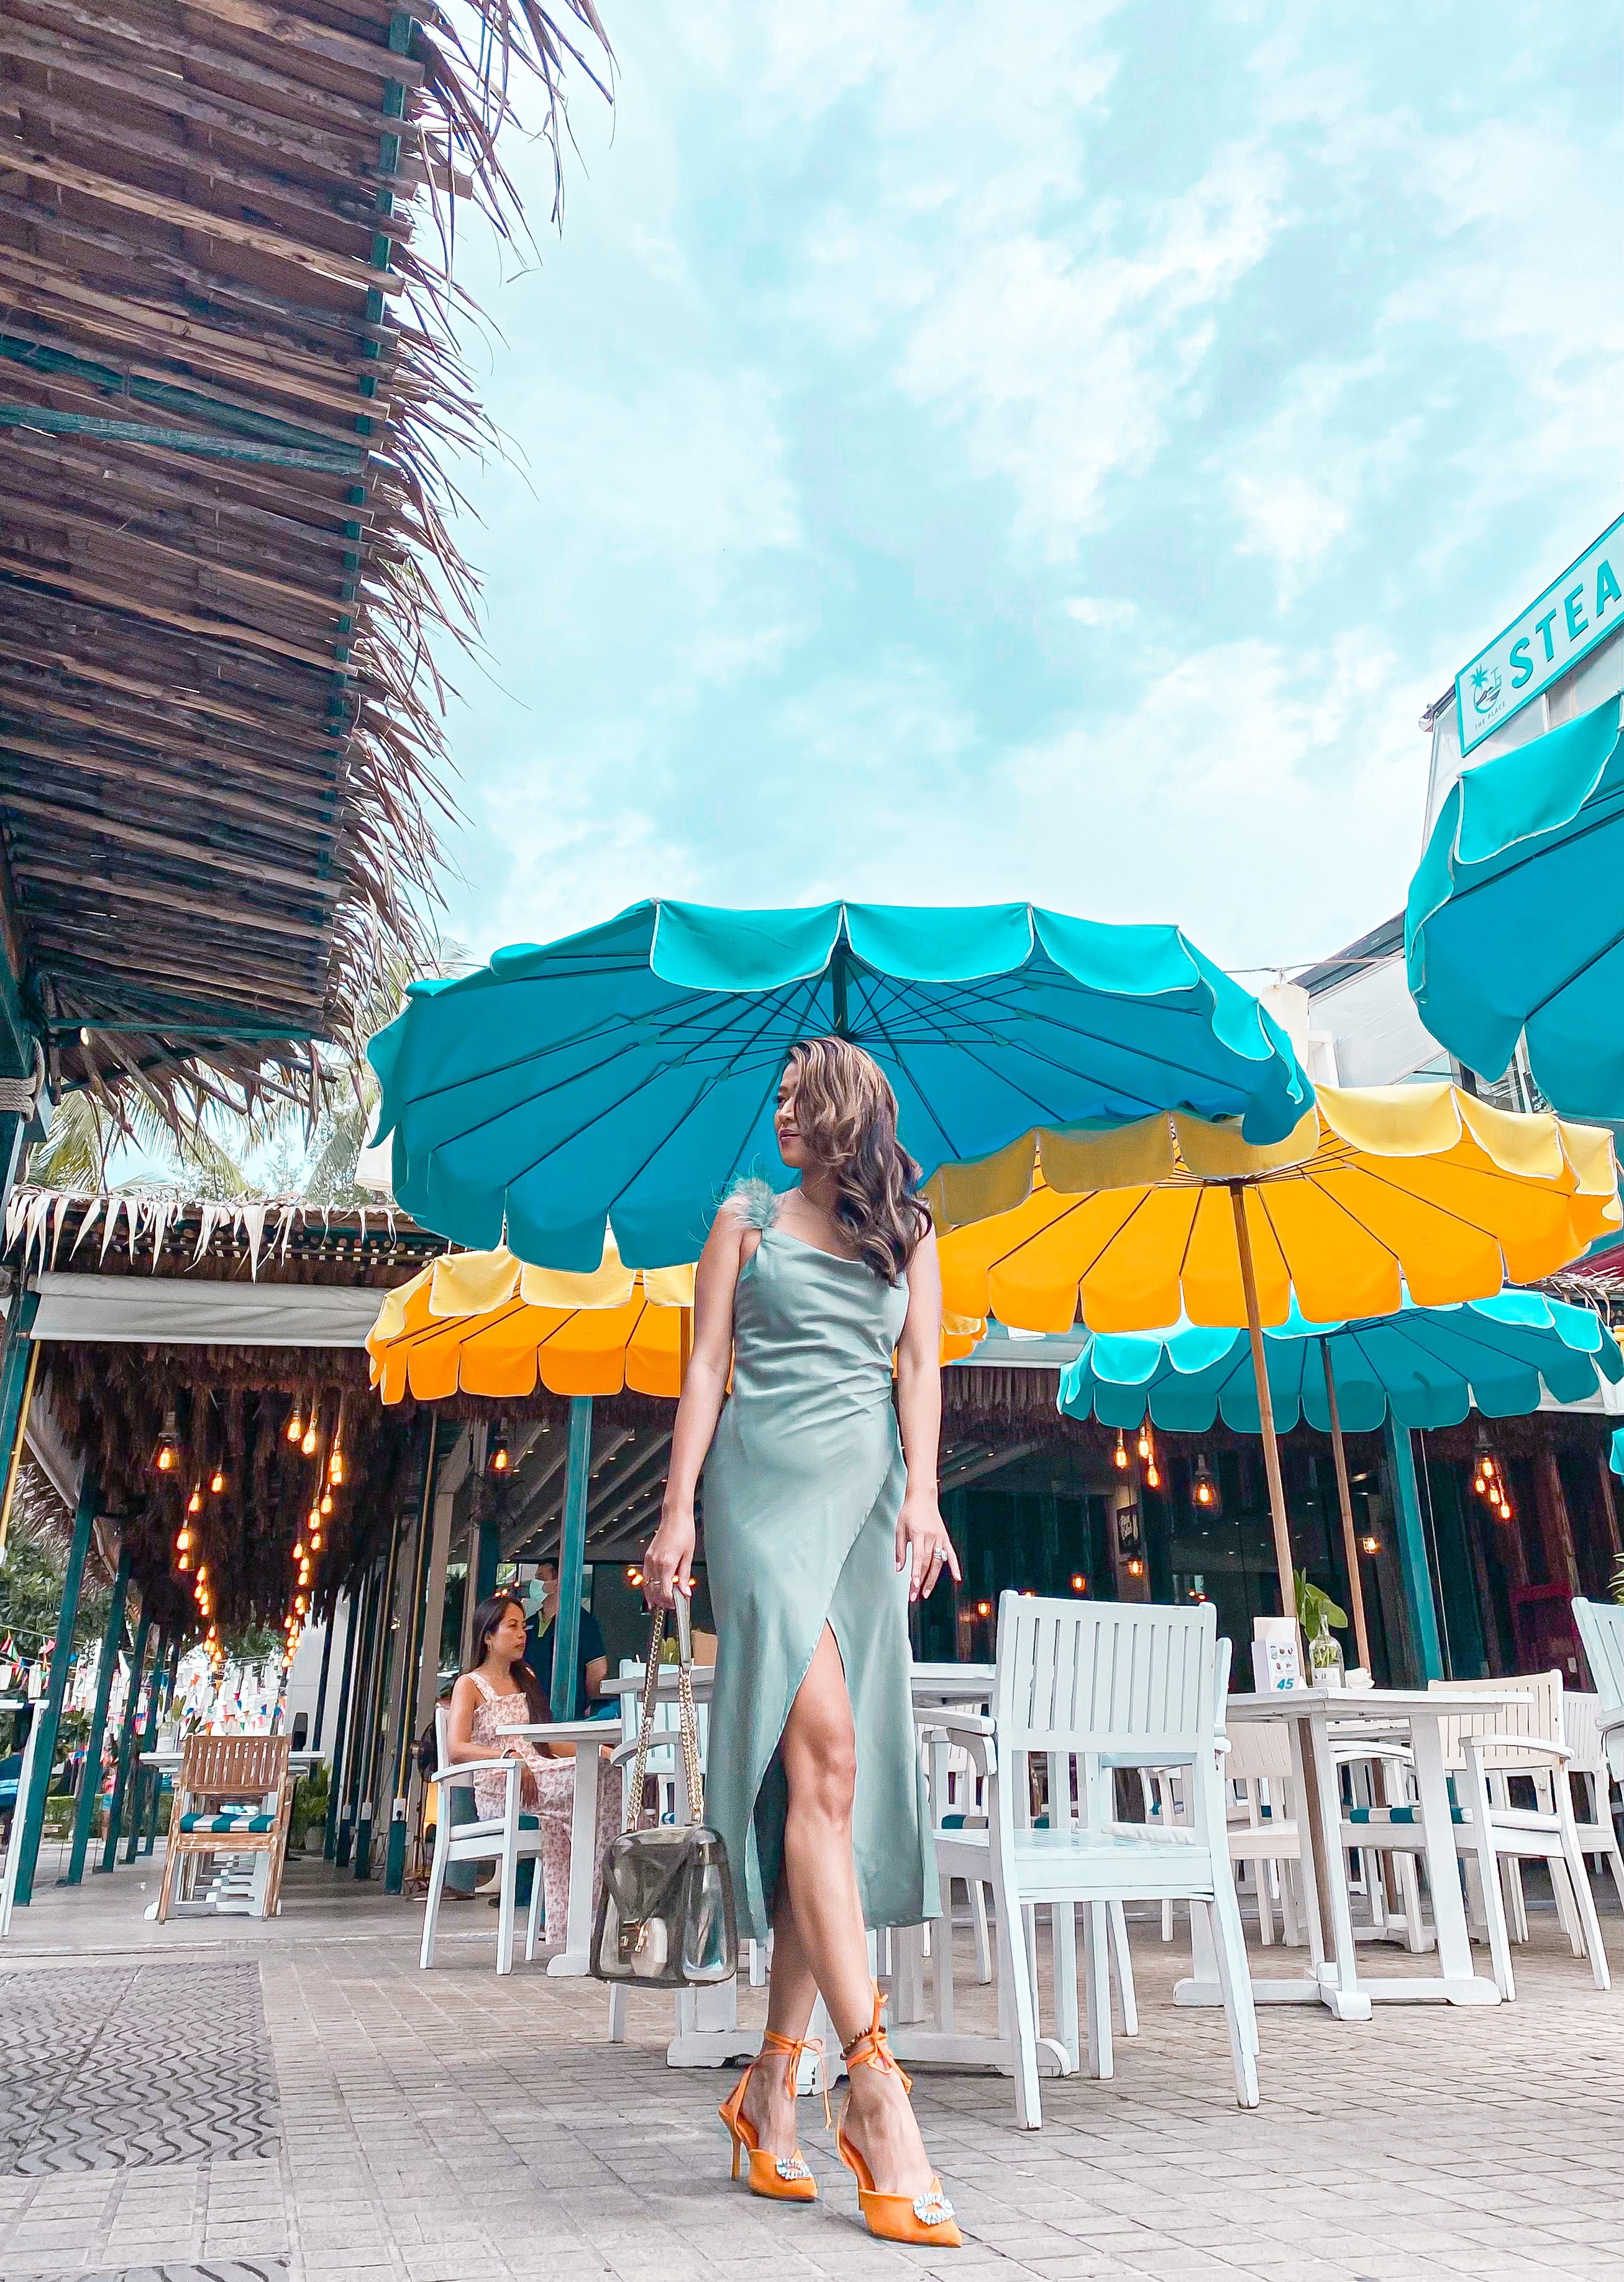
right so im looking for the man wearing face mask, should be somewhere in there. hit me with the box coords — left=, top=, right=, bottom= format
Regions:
left=523, top=1558, right=611, bottom=1715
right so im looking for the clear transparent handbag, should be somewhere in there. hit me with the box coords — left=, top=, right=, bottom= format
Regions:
left=590, top=1592, right=738, bottom=1988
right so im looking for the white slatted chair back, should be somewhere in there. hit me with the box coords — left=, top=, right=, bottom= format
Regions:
left=996, top=1597, right=1216, bottom=1762
left=1225, top=1716, right=1294, bottom=1781
left=614, top=1657, right=711, bottom=1826
left=1572, top=1600, right=1624, bottom=1774
left=1428, top=1672, right=1563, bottom=1771
left=1562, top=1691, right=1610, bottom=1779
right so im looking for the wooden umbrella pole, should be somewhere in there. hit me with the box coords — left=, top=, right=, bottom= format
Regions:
left=1320, top=1338, right=1373, bottom=1674
left=1229, top=1183, right=1296, bottom=1624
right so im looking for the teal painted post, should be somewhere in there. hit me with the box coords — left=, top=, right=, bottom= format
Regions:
left=475, top=1506, right=500, bottom=1606
left=125, top=1629, right=167, bottom=1863
left=385, top=1422, right=444, bottom=1894
left=550, top=1397, right=593, bottom=1721
left=324, top=1591, right=360, bottom=1859
left=0, top=1288, right=40, bottom=1560
left=1384, top=1418, right=1444, bottom=1682
left=140, top=1639, right=176, bottom=1854
left=357, top=1507, right=408, bottom=1879
left=12, top=1471, right=96, bottom=1905
left=336, top=1567, right=380, bottom=1867
left=62, top=1549, right=129, bottom=1884
left=98, top=1608, right=152, bottom=1872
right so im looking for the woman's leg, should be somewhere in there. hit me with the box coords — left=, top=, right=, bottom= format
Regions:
left=743, top=1626, right=934, bottom=2196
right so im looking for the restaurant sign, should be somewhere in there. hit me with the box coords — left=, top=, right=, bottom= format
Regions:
left=1456, top=511, right=1624, bottom=755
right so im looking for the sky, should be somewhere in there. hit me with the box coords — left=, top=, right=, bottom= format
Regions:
left=427, top=0, right=1622, bottom=983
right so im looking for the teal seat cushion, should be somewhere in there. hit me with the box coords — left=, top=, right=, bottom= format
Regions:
left=1348, top=1804, right=1464, bottom=1826
left=178, top=1811, right=276, bottom=1835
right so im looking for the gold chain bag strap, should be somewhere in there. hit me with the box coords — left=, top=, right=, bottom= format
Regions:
left=590, top=1590, right=737, bottom=1987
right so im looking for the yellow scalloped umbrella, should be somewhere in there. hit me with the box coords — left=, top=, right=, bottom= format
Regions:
left=370, top=1241, right=984, bottom=1403
left=933, top=1083, right=1621, bottom=1618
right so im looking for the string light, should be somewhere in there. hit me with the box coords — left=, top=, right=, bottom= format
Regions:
left=327, top=1441, right=344, bottom=1487
left=154, top=1410, right=180, bottom=1473
left=1193, top=1454, right=1218, bottom=1510
left=975, top=1599, right=992, bottom=1618
left=488, top=1427, right=511, bottom=1475
left=1113, top=1430, right=1129, bottom=1471
left=186, top=1483, right=203, bottom=1516
left=293, top=1539, right=304, bottom=1563
left=1136, top=1423, right=1152, bottom=1461
left=1360, top=1534, right=1380, bottom=1556
left=301, top=1422, right=317, bottom=1457
left=1140, top=1420, right=1161, bottom=1488
left=209, top=1464, right=226, bottom=1495
left=286, top=1401, right=303, bottom=1445
left=1070, top=1572, right=1088, bottom=1593
left=320, top=1488, right=333, bottom=1517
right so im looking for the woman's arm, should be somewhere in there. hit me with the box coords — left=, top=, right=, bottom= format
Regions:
left=445, top=1674, right=494, bottom=1766
left=641, top=1207, right=746, bottom=1608
left=895, top=1227, right=961, bottom=1605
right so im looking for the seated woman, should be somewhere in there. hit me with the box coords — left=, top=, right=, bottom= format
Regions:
left=445, top=1592, right=619, bottom=1947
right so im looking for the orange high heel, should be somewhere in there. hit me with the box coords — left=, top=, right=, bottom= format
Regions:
left=836, top=1989, right=962, bottom=2247
left=718, top=2028, right=830, bottom=2201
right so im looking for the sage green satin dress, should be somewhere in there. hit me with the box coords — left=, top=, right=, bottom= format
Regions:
left=703, top=1196, right=938, bottom=1940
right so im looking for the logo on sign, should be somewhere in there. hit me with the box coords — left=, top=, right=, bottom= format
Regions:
left=1471, top=664, right=1502, bottom=715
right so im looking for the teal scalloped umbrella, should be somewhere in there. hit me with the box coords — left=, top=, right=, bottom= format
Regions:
left=1059, top=1291, right=1622, bottom=1668
left=368, top=900, right=1311, bottom=1270
left=1407, top=695, right=1624, bottom=1116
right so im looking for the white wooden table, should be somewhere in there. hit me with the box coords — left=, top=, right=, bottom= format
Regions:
left=1177, top=1687, right=1532, bottom=2020
left=495, top=1718, right=618, bottom=1977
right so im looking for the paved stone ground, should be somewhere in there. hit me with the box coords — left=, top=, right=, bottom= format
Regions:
left=0, top=1849, right=1620, bottom=2282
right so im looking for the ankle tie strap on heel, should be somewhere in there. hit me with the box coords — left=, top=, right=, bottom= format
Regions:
left=834, top=1989, right=960, bottom=2247
left=760, top=2028, right=833, bottom=2129
left=840, top=1987, right=913, bottom=2092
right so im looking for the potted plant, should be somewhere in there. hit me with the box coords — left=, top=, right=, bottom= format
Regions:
left=289, top=1766, right=329, bottom=1852
left=1294, top=1570, right=1349, bottom=1689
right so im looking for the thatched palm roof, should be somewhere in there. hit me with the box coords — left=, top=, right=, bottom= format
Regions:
left=0, top=0, right=610, bottom=1124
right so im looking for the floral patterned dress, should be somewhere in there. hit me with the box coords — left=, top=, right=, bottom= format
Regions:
left=467, top=1670, right=619, bottom=1946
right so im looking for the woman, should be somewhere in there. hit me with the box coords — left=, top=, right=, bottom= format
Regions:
left=445, top=1592, right=618, bottom=1948
left=642, top=1037, right=962, bottom=2247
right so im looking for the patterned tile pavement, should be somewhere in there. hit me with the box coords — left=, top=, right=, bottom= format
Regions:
left=0, top=1851, right=1620, bottom=2282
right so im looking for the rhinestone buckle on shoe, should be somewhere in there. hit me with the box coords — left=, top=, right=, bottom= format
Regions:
left=775, top=2153, right=812, bottom=2181
left=914, top=2185, right=954, bottom=2227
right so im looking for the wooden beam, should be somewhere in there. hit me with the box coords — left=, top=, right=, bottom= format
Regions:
left=0, top=149, right=406, bottom=296
left=14, top=858, right=331, bottom=945
left=0, top=791, right=344, bottom=898
left=0, top=554, right=354, bottom=673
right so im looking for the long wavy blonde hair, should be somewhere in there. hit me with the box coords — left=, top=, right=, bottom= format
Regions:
left=783, top=1037, right=929, bottom=1284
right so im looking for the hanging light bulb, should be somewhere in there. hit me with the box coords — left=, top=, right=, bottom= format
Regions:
left=320, top=1488, right=333, bottom=1516
left=177, top=1552, right=191, bottom=1573
left=154, top=1409, right=180, bottom=1473
left=294, top=1594, right=306, bottom=1613
left=176, top=1526, right=191, bottom=1554
left=1136, top=1421, right=1152, bottom=1461
left=186, top=1482, right=203, bottom=1516
left=309, top=1528, right=322, bottom=1551
left=210, top=1464, right=225, bottom=1495
left=301, top=1422, right=317, bottom=1457
left=286, top=1401, right=303, bottom=1446
left=328, top=1442, right=344, bottom=1487
left=292, top=1540, right=304, bottom=1563
left=1146, top=1458, right=1161, bottom=1489
left=489, top=1426, right=511, bottom=1475
left=1193, top=1454, right=1218, bottom=1511
left=1113, top=1430, right=1129, bottom=1471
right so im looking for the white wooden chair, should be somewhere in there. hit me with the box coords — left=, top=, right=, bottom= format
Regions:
left=935, top=1597, right=1258, bottom=2127
left=0, top=1707, right=47, bottom=1940
left=157, top=1735, right=293, bottom=1922
left=1225, top=1716, right=1301, bottom=1948
left=911, top=1715, right=1138, bottom=2079
left=1558, top=1690, right=1624, bottom=1918
left=1338, top=1674, right=1610, bottom=1998
left=1572, top=1598, right=1624, bottom=1782
left=419, top=1707, right=546, bottom=1976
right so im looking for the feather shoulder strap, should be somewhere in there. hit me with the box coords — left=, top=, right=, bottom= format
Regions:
left=719, top=1175, right=783, bottom=1232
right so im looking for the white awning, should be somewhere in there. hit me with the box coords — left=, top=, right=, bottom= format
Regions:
left=29, top=1272, right=383, bottom=1348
